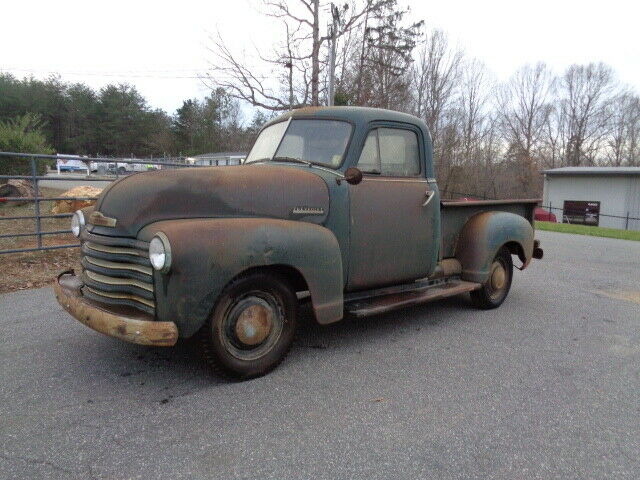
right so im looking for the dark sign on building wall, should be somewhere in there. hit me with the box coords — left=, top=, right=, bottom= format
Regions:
left=563, top=200, right=600, bottom=226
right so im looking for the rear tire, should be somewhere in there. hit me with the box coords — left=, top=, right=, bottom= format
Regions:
left=470, top=247, right=513, bottom=309
left=199, top=272, right=298, bottom=380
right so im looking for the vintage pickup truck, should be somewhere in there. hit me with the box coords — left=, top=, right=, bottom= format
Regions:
left=55, top=107, right=543, bottom=378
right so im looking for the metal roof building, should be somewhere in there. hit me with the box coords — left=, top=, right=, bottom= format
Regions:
left=542, top=167, right=640, bottom=231
left=191, top=152, right=247, bottom=166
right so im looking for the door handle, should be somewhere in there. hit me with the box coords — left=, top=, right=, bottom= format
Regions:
left=422, top=190, right=435, bottom=207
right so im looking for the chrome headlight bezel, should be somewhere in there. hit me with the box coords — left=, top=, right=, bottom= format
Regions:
left=71, top=210, right=85, bottom=237
left=149, top=232, right=172, bottom=273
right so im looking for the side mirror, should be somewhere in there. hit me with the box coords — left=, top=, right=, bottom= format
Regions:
left=344, top=167, right=363, bottom=185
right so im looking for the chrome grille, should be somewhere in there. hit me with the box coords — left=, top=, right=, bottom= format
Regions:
left=80, top=232, right=155, bottom=315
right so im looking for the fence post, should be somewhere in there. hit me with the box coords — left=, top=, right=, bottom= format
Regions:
left=31, top=156, right=42, bottom=249
left=626, top=212, right=630, bottom=230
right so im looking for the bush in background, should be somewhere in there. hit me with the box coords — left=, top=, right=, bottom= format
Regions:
left=0, top=113, right=54, bottom=178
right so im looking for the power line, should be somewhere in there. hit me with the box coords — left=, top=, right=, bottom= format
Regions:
left=1, top=67, right=276, bottom=81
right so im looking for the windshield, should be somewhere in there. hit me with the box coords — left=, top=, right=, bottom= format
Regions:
left=245, top=119, right=352, bottom=168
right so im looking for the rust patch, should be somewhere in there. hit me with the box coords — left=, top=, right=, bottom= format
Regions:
left=53, top=274, right=178, bottom=346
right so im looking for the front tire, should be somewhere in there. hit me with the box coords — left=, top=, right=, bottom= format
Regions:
left=470, top=247, right=513, bottom=309
left=199, top=272, right=298, bottom=380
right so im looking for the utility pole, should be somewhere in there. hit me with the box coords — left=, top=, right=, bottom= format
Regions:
left=327, top=3, right=339, bottom=106
left=285, top=60, right=293, bottom=110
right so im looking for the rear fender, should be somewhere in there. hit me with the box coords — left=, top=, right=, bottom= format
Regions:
left=454, top=211, right=534, bottom=284
left=139, top=218, right=343, bottom=337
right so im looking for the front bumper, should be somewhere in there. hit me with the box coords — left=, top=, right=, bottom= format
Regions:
left=54, top=271, right=178, bottom=347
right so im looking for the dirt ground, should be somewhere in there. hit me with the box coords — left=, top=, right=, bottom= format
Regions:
left=0, top=187, right=82, bottom=293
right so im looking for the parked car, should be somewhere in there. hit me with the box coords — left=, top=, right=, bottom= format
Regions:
left=534, top=207, right=557, bottom=222
left=55, top=107, right=544, bottom=379
left=107, top=161, right=159, bottom=174
left=56, top=154, right=88, bottom=173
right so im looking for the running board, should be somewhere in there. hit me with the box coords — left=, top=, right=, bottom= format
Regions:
left=345, top=280, right=481, bottom=318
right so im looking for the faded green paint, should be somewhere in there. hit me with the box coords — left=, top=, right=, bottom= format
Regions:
left=453, top=211, right=535, bottom=283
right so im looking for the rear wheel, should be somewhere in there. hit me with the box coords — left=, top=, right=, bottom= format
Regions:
left=470, top=247, right=513, bottom=309
left=199, top=272, right=298, bottom=380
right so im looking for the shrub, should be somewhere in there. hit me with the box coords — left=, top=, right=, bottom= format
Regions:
left=0, top=114, right=54, bottom=177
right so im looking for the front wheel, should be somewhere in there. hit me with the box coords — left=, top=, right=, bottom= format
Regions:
left=199, top=272, right=298, bottom=380
left=470, top=247, right=513, bottom=309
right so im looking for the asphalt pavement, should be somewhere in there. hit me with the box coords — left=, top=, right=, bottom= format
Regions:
left=1, top=230, right=639, bottom=479
left=39, top=172, right=115, bottom=190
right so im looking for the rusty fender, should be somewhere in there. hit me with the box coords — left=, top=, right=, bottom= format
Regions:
left=54, top=271, right=178, bottom=346
left=138, top=218, right=344, bottom=338
left=454, top=211, right=534, bottom=284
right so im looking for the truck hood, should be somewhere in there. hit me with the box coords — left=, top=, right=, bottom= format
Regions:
left=90, top=164, right=330, bottom=237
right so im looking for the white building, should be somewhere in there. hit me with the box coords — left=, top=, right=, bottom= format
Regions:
left=187, top=152, right=247, bottom=166
left=542, top=167, right=640, bottom=231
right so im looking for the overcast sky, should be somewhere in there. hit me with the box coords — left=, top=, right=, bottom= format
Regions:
left=2, top=0, right=638, bottom=119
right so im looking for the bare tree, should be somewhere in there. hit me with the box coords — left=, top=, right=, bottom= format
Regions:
left=559, top=63, right=616, bottom=166
left=496, top=63, right=554, bottom=193
left=208, top=0, right=386, bottom=111
left=412, top=29, right=463, bottom=142
left=606, top=92, right=640, bottom=166
left=434, top=59, right=494, bottom=198
left=497, top=63, right=554, bottom=159
left=457, top=59, right=491, bottom=161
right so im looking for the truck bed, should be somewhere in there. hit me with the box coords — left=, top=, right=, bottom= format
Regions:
left=440, top=199, right=540, bottom=258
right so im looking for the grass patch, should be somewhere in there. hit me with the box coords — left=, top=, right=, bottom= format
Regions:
left=535, top=221, right=640, bottom=242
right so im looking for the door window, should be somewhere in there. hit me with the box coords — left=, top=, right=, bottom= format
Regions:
left=356, top=128, right=420, bottom=176
left=357, top=131, right=380, bottom=174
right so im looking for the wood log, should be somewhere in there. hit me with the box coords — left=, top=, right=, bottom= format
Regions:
left=0, top=180, right=35, bottom=206
left=51, top=186, right=103, bottom=214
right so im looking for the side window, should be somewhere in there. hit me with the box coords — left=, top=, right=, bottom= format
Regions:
left=378, top=128, right=420, bottom=176
left=356, top=130, right=380, bottom=173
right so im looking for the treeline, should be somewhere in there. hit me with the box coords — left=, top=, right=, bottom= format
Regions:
left=0, top=74, right=265, bottom=158
left=211, top=0, right=640, bottom=198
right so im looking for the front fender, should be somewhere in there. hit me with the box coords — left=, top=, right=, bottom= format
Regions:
left=139, top=218, right=343, bottom=337
left=454, top=211, right=534, bottom=284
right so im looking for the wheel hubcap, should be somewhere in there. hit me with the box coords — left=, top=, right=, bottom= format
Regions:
left=491, top=262, right=506, bottom=290
left=235, top=304, right=273, bottom=346
left=220, top=293, right=284, bottom=361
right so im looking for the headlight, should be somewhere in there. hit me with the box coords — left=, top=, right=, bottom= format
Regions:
left=149, top=233, right=172, bottom=273
left=71, top=210, right=85, bottom=237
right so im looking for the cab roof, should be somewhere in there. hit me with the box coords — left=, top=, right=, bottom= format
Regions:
left=265, top=106, right=426, bottom=130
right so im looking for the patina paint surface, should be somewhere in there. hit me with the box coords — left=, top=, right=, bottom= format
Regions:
left=453, top=210, right=535, bottom=283
left=440, top=200, right=539, bottom=259
left=347, top=177, right=439, bottom=290
left=138, top=217, right=343, bottom=337
left=90, top=164, right=330, bottom=237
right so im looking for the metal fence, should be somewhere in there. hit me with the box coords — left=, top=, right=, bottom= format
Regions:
left=539, top=203, right=640, bottom=230
left=3, top=153, right=640, bottom=255
left=436, top=189, right=640, bottom=230
left=0, top=151, right=195, bottom=254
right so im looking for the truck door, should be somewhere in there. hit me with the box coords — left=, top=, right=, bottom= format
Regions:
left=347, top=126, right=438, bottom=290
